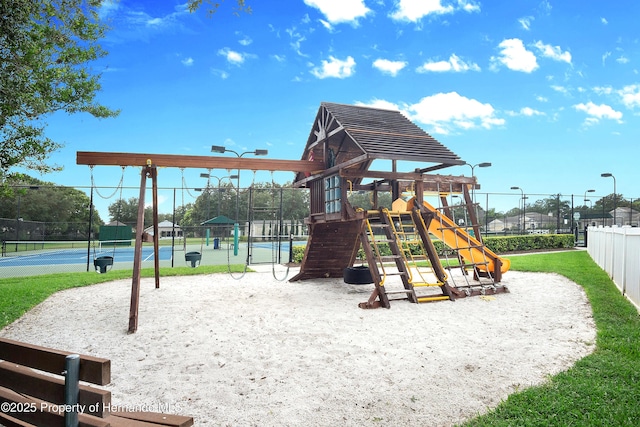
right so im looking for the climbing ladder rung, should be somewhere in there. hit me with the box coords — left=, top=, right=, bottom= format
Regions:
left=385, top=289, right=414, bottom=295
left=368, top=223, right=390, bottom=228
left=411, top=282, right=444, bottom=288
left=417, top=295, right=451, bottom=303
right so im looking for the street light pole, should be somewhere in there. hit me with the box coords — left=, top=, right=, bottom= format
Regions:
left=510, top=186, right=525, bottom=233
left=209, top=174, right=238, bottom=217
left=466, top=162, right=491, bottom=230
left=211, top=145, right=268, bottom=222
left=601, top=173, right=616, bottom=226
left=211, top=144, right=268, bottom=255
left=583, top=189, right=595, bottom=226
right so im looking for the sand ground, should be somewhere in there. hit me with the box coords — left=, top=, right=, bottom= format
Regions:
left=0, top=267, right=596, bottom=426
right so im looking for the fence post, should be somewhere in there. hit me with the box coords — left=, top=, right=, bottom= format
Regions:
left=64, top=354, right=80, bottom=427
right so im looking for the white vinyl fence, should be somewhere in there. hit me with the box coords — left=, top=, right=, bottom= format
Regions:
left=587, top=226, right=640, bottom=309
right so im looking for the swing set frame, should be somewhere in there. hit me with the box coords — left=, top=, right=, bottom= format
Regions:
left=76, top=151, right=321, bottom=333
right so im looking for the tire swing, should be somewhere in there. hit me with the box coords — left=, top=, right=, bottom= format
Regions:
left=343, top=265, right=374, bottom=285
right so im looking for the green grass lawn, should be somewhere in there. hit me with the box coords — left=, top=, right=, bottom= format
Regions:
left=1, top=251, right=638, bottom=425
left=459, top=250, right=640, bottom=426
left=0, top=264, right=246, bottom=329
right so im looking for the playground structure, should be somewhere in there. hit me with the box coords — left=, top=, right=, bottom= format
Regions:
left=289, top=102, right=509, bottom=308
left=76, top=102, right=509, bottom=332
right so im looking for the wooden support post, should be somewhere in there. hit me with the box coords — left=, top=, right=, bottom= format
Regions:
left=151, top=167, right=160, bottom=288
left=440, top=194, right=452, bottom=220
left=463, top=184, right=482, bottom=244
left=412, top=209, right=461, bottom=300
left=129, top=165, right=153, bottom=334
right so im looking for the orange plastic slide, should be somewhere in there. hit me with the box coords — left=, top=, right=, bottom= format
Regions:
left=412, top=199, right=510, bottom=274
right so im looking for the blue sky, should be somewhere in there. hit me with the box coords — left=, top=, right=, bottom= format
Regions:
left=40, top=0, right=640, bottom=217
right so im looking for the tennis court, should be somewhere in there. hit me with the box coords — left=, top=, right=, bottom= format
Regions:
left=0, top=239, right=296, bottom=278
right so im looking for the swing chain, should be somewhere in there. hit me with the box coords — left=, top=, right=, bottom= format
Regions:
left=91, top=165, right=125, bottom=199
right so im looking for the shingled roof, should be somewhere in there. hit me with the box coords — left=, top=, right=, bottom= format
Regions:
left=294, top=102, right=464, bottom=184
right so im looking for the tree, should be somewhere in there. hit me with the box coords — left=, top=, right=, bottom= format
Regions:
left=0, top=174, right=103, bottom=239
left=0, top=0, right=118, bottom=181
left=186, top=0, right=251, bottom=16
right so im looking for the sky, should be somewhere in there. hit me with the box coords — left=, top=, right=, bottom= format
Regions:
left=36, top=0, right=640, bottom=218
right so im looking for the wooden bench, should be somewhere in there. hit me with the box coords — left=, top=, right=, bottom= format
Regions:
left=0, top=338, right=194, bottom=427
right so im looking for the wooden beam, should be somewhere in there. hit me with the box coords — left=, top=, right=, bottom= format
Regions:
left=340, top=170, right=476, bottom=184
left=76, top=151, right=323, bottom=172
left=0, top=338, right=110, bottom=386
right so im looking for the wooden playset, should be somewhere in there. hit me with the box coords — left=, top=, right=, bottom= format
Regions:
left=76, top=102, right=509, bottom=331
left=289, top=102, right=510, bottom=308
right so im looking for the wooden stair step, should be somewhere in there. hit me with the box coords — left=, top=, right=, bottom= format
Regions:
left=411, top=282, right=444, bottom=288
left=384, top=289, right=415, bottom=295
left=417, top=295, right=451, bottom=303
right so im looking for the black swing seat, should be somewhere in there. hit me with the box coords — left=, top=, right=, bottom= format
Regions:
left=93, top=255, right=114, bottom=273
left=185, top=251, right=201, bottom=268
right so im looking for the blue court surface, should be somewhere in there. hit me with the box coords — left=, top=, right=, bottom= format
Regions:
left=0, top=246, right=173, bottom=268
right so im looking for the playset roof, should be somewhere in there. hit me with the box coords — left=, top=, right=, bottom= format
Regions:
left=294, top=102, right=465, bottom=184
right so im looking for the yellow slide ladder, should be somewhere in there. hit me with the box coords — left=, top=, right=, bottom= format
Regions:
left=382, top=209, right=450, bottom=302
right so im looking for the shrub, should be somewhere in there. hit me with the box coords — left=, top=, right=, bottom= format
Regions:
left=290, top=234, right=576, bottom=263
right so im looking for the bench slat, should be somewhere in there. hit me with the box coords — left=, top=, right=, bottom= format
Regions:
left=0, top=338, right=111, bottom=385
left=110, top=411, right=194, bottom=427
left=0, top=385, right=112, bottom=426
left=0, top=361, right=111, bottom=418
left=0, top=339, right=194, bottom=426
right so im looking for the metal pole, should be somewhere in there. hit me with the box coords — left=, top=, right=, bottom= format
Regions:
left=485, top=192, right=489, bottom=237
left=86, top=188, right=94, bottom=272
left=171, top=188, right=176, bottom=268
left=64, top=354, right=80, bottom=427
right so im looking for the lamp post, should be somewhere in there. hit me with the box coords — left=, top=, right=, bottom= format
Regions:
left=199, top=173, right=212, bottom=222
left=211, top=145, right=268, bottom=223
left=14, top=186, right=39, bottom=251
left=601, top=173, right=616, bottom=226
left=466, top=162, right=491, bottom=233
left=583, top=189, right=595, bottom=225
left=510, top=186, right=525, bottom=233
left=206, top=173, right=239, bottom=218
left=466, top=162, right=491, bottom=201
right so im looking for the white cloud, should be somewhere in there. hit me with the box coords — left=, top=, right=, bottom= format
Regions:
left=311, top=56, right=356, bottom=79
left=218, top=48, right=246, bottom=65
left=390, top=0, right=479, bottom=22
left=237, top=33, right=253, bottom=46
left=593, top=86, right=613, bottom=95
left=574, top=102, right=623, bottom=124
left=601, top=17, right=608, bottom=25
left=372, top=59, right=408, bottom=76
left=181, top=57, right=194, bottom=66
left=551, top=85, right=568, bottom=94
left=272, top=54, right=286, bottom=62
left=210, top=69, right=229, bottom=79
left=534, top=41, right=572, bottom=64
left=519, top=16, right=533, bottom=30
left=405, top=92, right=504, bottom=134
left=602, top=51, right=611, bottom=66
left=303, top=0, right=371, bottom=24
left=536, top=95, right=548, bottom=102
left=520, top=107, right=545, bottom=116
left=141, top=4, right=189, bottom=28
left=616, top=56, right=630, bottom=64
left=416, top=54, right=480, bottom=73
left=99, top=0, right=120, bottom=19
left=356, top=99, right=402, bottom=111
left=286, top=27, right=308, bottom=57
left=618, top=85, right=640, bottom=108
left=491, top=38, right=538, bottom=72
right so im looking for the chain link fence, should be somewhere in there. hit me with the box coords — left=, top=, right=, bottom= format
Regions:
left=1, top=184, right=633, bottom=278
